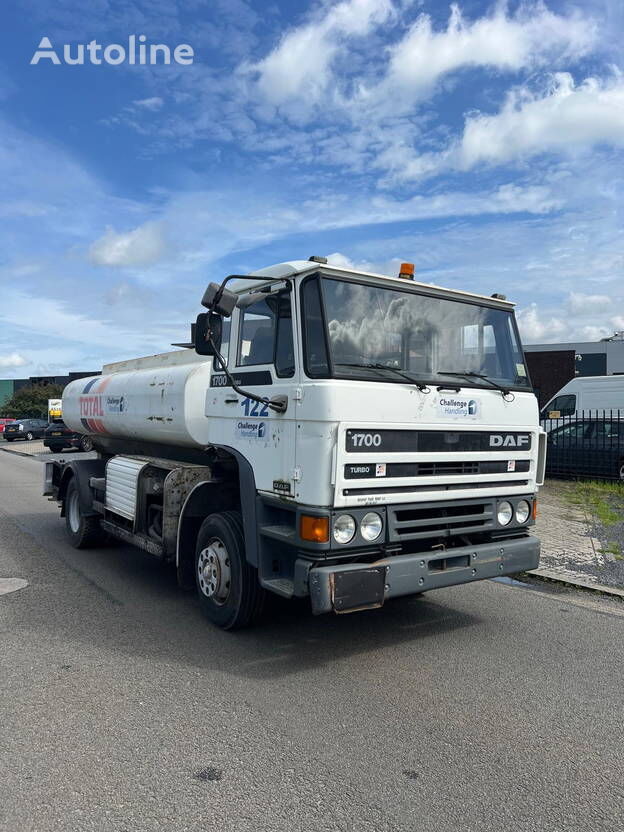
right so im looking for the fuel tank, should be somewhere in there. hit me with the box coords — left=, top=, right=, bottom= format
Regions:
left=62, top=350, right=213, bottom=449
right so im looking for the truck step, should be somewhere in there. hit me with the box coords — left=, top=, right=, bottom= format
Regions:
left=262, top=578, right=295, bottom=598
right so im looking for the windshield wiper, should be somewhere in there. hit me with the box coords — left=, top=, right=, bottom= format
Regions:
left=436, top=371, right=513, bottom=398
left=335, top=362, right=430, bottom=392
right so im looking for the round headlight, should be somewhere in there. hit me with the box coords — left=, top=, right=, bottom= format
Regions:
left=497, top=500, right=513, bottom=526
left=333, top=514, right=356, bottom=544
left=515, top=499, right=531, bottom=524
left=360, top=512, right=382, bottom=542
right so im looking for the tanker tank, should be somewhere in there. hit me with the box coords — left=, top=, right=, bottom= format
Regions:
left=62, top=349, right=214, bottom=450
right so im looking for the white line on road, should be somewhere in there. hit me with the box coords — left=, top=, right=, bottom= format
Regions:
left=0, top=578, right=29, bottom=596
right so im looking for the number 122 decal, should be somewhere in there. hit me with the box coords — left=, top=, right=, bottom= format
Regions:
left=240, top=397, right=269, bottom=417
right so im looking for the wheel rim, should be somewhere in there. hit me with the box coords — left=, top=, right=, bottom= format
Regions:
left=619, top=463, right=624, bottom=482
left=82, top=437, right=93, bottom=451
left=26, top=433, right=33, bottom=440
left=197, top=538, right=231, bottom=604
left=68, top=489, right=81, bottom=533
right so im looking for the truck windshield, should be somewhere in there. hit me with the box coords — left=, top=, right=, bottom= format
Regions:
left=302, top=276, right=530, bottom=389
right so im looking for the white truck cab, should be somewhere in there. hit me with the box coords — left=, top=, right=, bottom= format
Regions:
left=46, top=258, right=545, bottom=628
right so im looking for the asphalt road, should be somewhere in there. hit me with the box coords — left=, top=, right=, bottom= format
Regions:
left=1, top=450, right=623, bottom=832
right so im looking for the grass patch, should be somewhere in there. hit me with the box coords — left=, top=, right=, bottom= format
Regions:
left=598, top=541, right=622, bottom=557
left=562, top=480, right=624, bottom=527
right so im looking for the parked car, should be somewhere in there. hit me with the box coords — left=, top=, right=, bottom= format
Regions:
left=3, top=418, right=49, bottom=441
left=0, top=418, right=14, bottom=434
left=44, top=420, right=94, bottom=453
left=546, top=418, right=624, bottom=481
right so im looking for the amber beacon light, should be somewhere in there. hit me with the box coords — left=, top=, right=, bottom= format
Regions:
left=398, top=262, right=415, bottom=279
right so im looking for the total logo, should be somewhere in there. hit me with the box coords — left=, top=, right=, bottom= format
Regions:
left=436, top=397, right=480, bottom=420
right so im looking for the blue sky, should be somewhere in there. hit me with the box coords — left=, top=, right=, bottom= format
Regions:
left=1, top=0, right=623, bottom=377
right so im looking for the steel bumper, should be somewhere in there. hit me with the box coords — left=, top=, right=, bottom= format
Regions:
left=308, top=535, right=540, bottom=615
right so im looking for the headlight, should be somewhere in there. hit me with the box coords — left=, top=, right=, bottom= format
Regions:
left=515, top=500, right=531, bottom=524
left=497, top=500, right=513, bottom=525
left=333, top=514, right=356, bottom=544
left=360, top=512, right=382, bottom=542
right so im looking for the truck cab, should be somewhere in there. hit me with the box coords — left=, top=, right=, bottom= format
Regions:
left=46, top=258, right=545, bottom=629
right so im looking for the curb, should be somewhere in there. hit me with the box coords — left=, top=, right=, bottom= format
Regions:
left=0, top=445, right=47, bottom=460
left=527, top=567, right=624, bottom=600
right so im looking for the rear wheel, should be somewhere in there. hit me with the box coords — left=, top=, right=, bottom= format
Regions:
left=619, top=460, right=624, bottom=482
left=5, top=437, right=14, bottom=442
left=195, top=510, right=265, bottom=630
left=79, top=435, right=94, bottom=452
left=48, top=444, right=64, bottom=453
left=64, top=478, right=105, bottom=548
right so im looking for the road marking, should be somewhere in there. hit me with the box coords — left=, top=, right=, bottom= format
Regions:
left=0, top=578, right=29, bottom=596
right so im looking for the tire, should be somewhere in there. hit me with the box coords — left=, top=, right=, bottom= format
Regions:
left=5, top=437, right=14, bottom=442
left=48, top=444, right=64, bottom=454
left=195, top=510, right=265, bottom=630
left=64, top=478, right=105, bottom=549
left=25, top=432, right=34, bottom=441
left=79, top=435, right=94, bottom=452
left=619, top=460, right=624, bottom=482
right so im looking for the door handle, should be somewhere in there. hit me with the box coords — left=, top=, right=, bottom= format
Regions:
left=224, top=396, right=239, bottom=404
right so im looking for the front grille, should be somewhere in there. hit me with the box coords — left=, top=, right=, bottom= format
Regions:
left=388, top=498, right=496, bottom=541
left=344, top=459, right=530, bottom=479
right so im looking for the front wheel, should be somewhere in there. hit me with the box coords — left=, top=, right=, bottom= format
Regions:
left=79, top=435, right=94, bottom=452
left=619, top=460, right=624, bottom=482
left=195, top=510, right=265, bottom=630
left=64, top=478, right=106, bottom=548
left=25, top=432, right=34, bottom=441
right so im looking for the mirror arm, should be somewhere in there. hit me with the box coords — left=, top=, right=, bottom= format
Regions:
left=208, top=333, right=287, bottom=414
left=201, top=274, right=294, bottom=414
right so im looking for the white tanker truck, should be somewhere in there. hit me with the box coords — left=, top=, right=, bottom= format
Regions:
left=44, top=257, right=545, bottom=629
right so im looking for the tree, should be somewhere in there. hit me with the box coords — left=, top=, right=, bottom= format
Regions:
left=0, top=384, right=65, bottom=419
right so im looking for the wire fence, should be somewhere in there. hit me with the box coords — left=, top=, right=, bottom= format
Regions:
left=542, top=410, right=624, bottom=481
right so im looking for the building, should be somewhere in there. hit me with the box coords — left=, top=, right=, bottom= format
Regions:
left=524, top=333, right=624, bottom=408
left=0, top=371, right=99, bottom=409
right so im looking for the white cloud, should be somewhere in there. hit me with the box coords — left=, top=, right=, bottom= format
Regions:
left=567, top=292, right=611, bottom=315
left=0, top=352, right=27, bottom=369
left=89, top=221, right=168, bottom=267
left=384, top=72, right=624, bottom=181
left=370, top=3, right=595, bottom=113
left=515, top=303, right=567, bottom=342
left=244, top=0, right=395, bottom=106
left=132, top=97, right=164, bottom=111
left=459, top=73, right=624, bottom=169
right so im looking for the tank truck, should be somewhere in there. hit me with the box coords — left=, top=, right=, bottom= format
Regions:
left=44, top=257, right=545, bottom=629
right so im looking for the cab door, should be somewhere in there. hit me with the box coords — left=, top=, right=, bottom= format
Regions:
left=207, top=285, right=298, bottom=498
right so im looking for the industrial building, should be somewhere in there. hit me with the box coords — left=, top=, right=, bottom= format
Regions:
left=524, top=333, right=624, bottom=408
left=0, top=371, right=99, bottom=409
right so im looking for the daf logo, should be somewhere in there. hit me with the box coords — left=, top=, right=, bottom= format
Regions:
left=489, top=434, right=530, bottom=447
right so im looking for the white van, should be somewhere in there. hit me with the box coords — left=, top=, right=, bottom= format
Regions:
left=540, top=375, right=624, bottom=419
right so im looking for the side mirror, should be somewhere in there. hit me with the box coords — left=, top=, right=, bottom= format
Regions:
left=201, top=282, right=238, bottom=317
left=194, top=312, right=223, bottom=356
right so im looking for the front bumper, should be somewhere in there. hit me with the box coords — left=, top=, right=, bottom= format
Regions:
left=308, top=534, right=540, bottom=615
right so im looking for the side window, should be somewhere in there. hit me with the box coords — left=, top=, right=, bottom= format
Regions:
left=302, top=278, right=329, bottom=377
left=236, top=292, right=295, bottom=378
left=544, top=394, right=576, bottom=417
left=213, top=319, right=231, bottom=371
left=550, top=422, right=590, bottom=444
